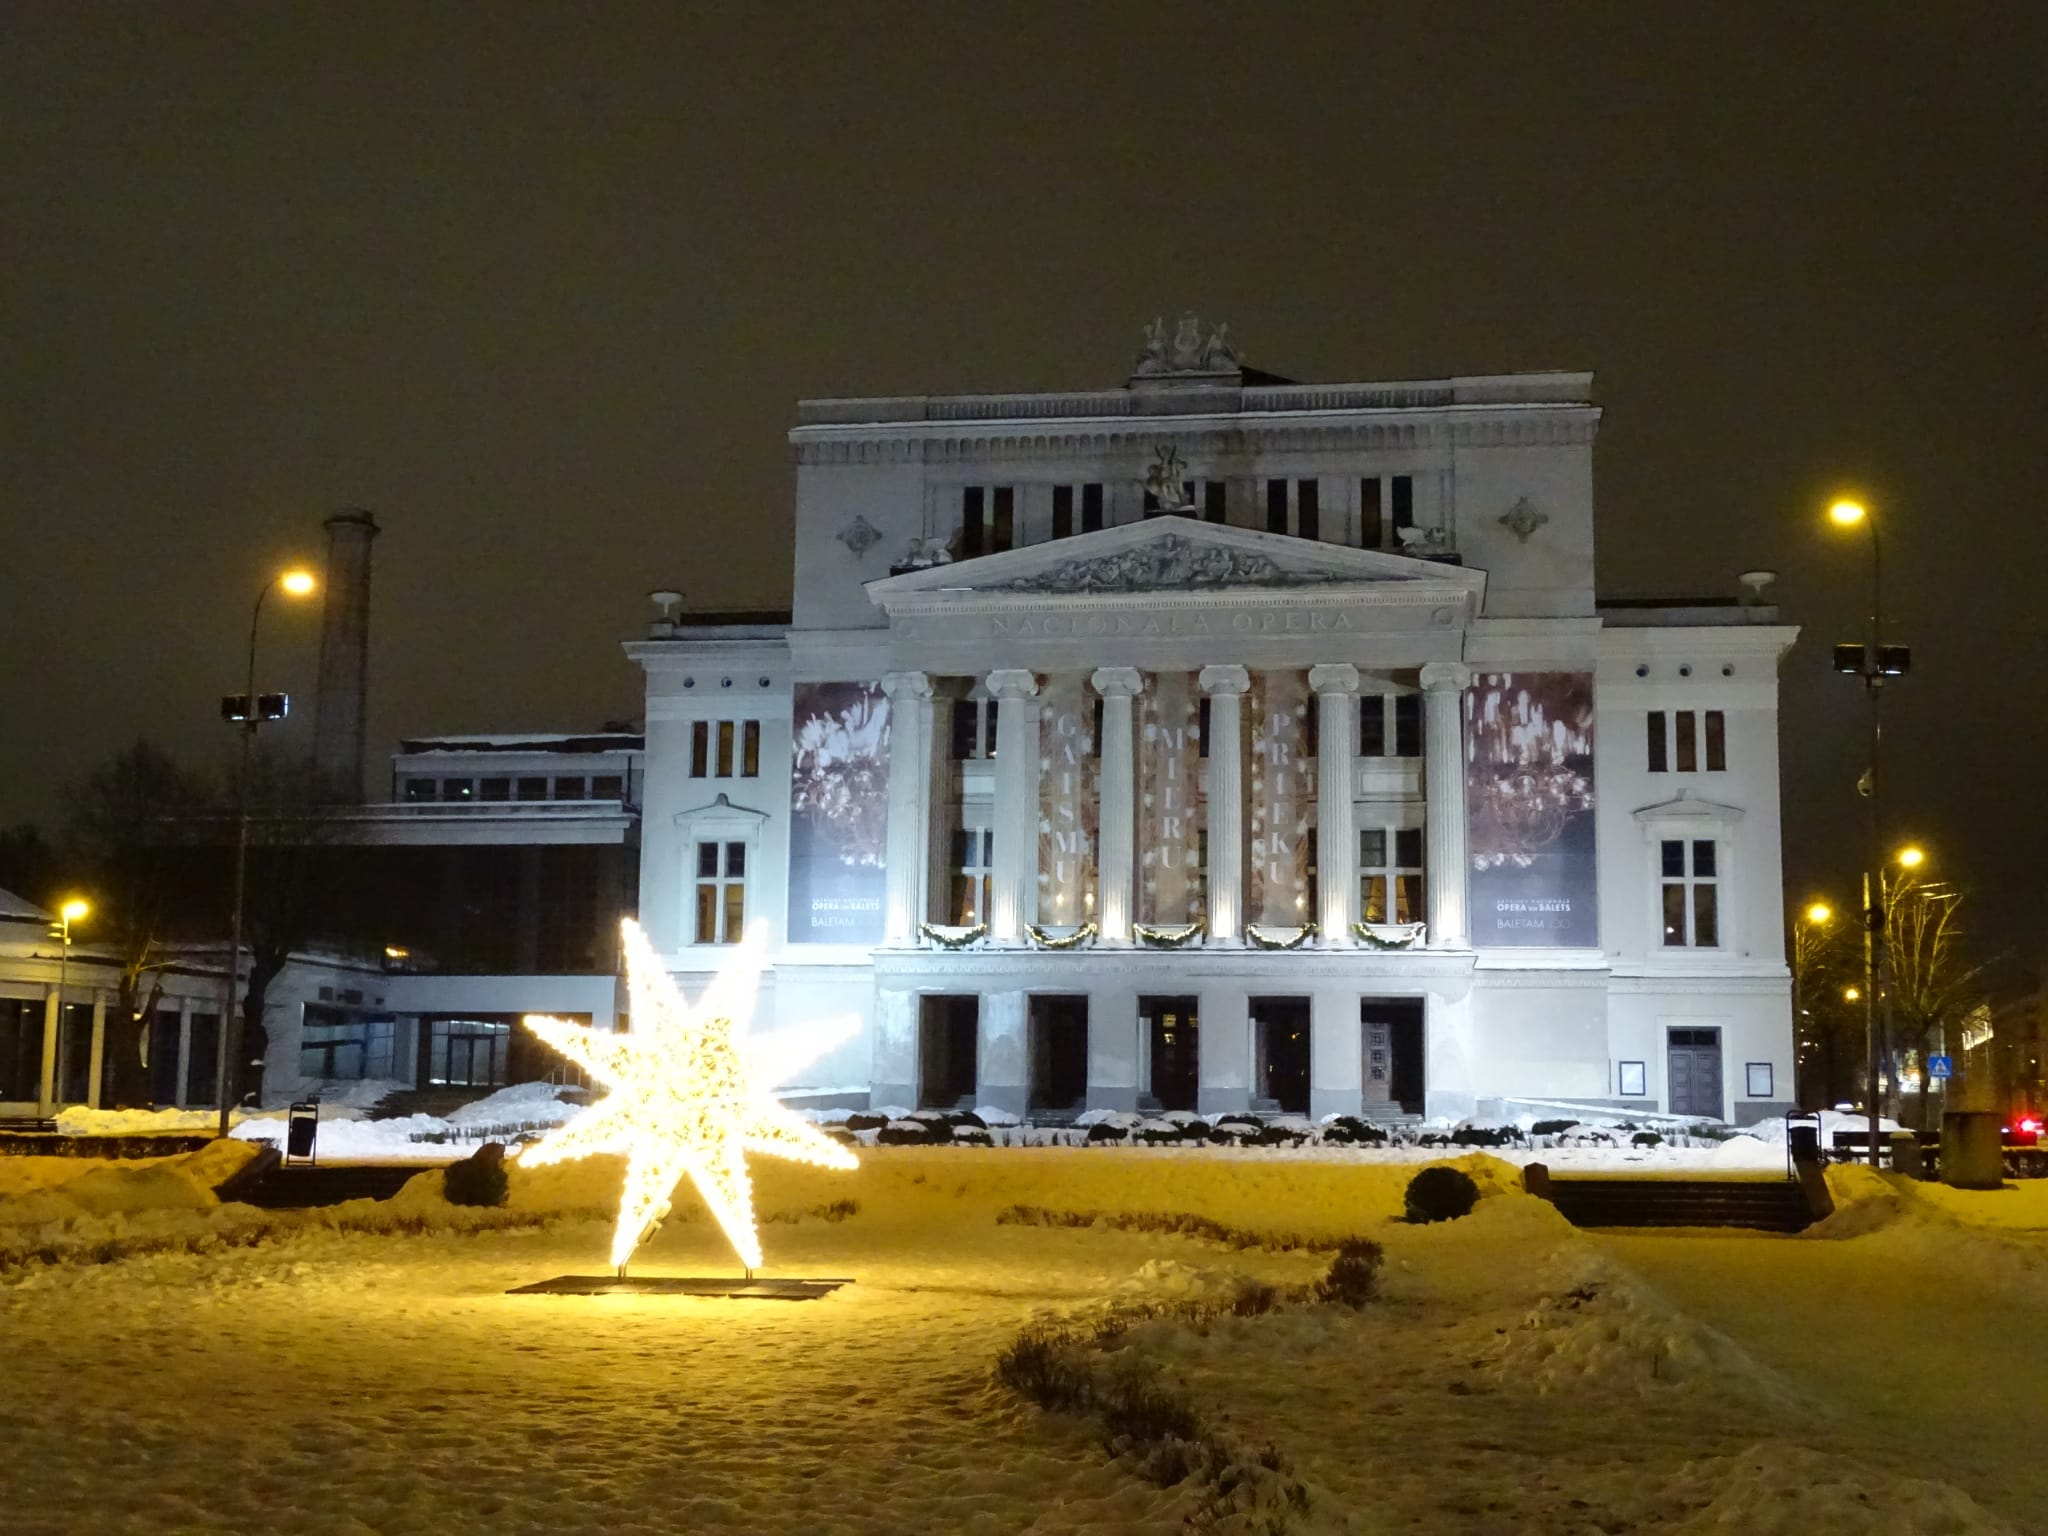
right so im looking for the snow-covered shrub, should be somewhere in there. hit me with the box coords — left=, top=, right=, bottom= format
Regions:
left=442, top=1143, right=509, bottom=1208
left=1404, top=1164, right=1480, bottom=1224
left=1450, top=1121, right=1523, bottom=1148
left=1531, top=1119, right=1580, bottom=1138
left=1315, top=1236, right=1385, bottom=1308
left=877, top=1120, right=942, bottom=1145
left=1086, top=1121, right=1130, bottom=1144
left=1250, top=1122, right=1307, bottom=1148
left=953, top=1126, right=993, bottom=1146
left=1318, top=1116, right=1388, bottom=1146
left=1631, top=1131, right=1663, bottom=1148
left=843, top=1112, right=889, bottom=1132
left=1135, top=1119, right=1189, bottom=1145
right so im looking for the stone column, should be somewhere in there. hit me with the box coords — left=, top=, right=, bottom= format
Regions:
left=87, top=994, right=107, bottom=1109
left=1091, top=667, right=1145, bottom=944
left=1308, top=664, right=1361, bottom=945
left=985, top=669, right=1039, bottom=941
left=1419, top=662, right=1472, bottom=948
left=1198, top=665, right=1250, bottom=943
left=881, top=670, right=934, bottom=944
left=37, top=988, right=58, bottom=1116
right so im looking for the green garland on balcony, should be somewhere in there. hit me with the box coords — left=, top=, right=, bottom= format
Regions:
left=1025, top=921, right=1098, bottom=950
left=918, top=921, right=989, bottom=950
left=1245, top=921, right=1319, bottom=951
left=1133, top=920, right=1206, bottom=949
left=1351, top=920, right=1427, bottom=951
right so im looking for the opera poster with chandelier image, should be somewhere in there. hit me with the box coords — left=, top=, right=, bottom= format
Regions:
left=1464, top=672, right=1597, bottom=947
left=787, top=682, right=890, bottom=944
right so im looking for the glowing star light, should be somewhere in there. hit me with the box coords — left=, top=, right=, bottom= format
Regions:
left=518, top=918, right=857, bottom=1275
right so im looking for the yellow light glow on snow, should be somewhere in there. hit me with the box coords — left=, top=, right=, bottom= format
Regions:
left=518, top=918, right=858, bottom=1272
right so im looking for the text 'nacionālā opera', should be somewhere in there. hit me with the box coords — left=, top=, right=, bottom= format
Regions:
left=628, top=321, right=1798, bottom=1126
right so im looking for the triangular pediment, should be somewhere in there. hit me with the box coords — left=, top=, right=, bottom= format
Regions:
left=867, top=516, right=1484, bottom=607
left=1633, top=790, right=1746, bottom=825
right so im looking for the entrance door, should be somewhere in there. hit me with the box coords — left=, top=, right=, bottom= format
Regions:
left=1251, top=997, right=1311, bottom=1115
left=1140, top=995, right=1200, bottom=1112
left=1360, top=998, right=1425, bottom=1114
left=149, top=1009, right=182, bottom=1105
left=1667, top=1027, right=1724, bottom=1119
left=1028, top=996, right=1088, bottom=1115
left=918, top=995, right=979, bottom=1109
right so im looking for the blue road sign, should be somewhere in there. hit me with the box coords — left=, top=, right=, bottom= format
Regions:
left=1928, top=1055, right=1953, bottom=1080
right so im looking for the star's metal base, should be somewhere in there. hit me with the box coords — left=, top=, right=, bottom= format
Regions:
left=507, top=1274, right=853, bottom=1300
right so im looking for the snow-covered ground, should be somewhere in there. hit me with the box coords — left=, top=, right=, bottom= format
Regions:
left=0, top=1145, right=2034, bottom=1533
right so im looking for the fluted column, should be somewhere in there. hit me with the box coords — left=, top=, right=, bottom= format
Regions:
left=986, top=669, right=1039, bottom=942
left=1308, top=664, right=1360, bottom=946
left=1090, top=667, right=1144, bottom=943
left=1419, top=662, right=1472, bottom=948
left=1198, top=665, right=1249, bottom=943
left=881, top=670, right=934, bottom=944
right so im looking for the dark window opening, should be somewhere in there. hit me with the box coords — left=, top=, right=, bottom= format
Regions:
left=1676, top=711, right=1698, bottom=773
left=1393, top=694, right=1422, bottom=757
left=961, top=487, right=985, bottom=557
left=949, top=697, right=979, bottom=760
left=1360, top=696, right=1387, bottom=757
left=1648, top=711, right=1668, bottom=772
left=1081, top=483, right=1104, bottom=532
left=742, top=720, right=761, bottom=777
left=1143, top=994, right=1200, bottom=1113
left=918, top=995, right=979, bottom=1110
left=1198, top=697, right=1212, bottom=758
left=1028, top=996, right=1089, bottom=1115
left=1705, top=710, right=1726, bottom=771
left=1266, top=478, right=1288, bottom=533
left=1204, top=480, right=1227, bottom=523
left=992, top=486, right=1014, bottom=553
left=690, top=721, right=709, bottom=778
left=1360, top=477, right=1384, bottom=548
left=1297, top=479, right=1320, bottom=541
left=1052, top=485, right=1074, bottom=540
left=1392, top=475, right=1414, bottom=529
left=1252, top=997, right=1311, bottom=1115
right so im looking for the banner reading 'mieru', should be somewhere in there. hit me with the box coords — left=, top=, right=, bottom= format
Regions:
left=787, top=681, right=890, bottom=944
left=1464, top=671, right=1597, bottom=947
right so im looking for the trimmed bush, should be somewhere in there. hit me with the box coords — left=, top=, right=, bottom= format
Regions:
left=1315, top=1237, right=1384, bottom=1308
left=1450, top=1124, right=1521, bottom=1148
left=1086, top=1121, right=1130, bottom=1144
left=1630, top=1130, right=1663, bottom=1148
left=1403, top=1164, right=1480, bottom=1224
left=843, top=1112, right=889, bottom=1132
left=1530, top=1119, right=1579, bottom=1137
left=443, top=1143, right=509, bottom=1208
left=1320, top=1116, right=1389, bottom=1146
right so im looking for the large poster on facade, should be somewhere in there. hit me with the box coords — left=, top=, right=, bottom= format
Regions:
left=788, top=682, right=890, bottom=944
left=1246, top=669, right=1314, bottom=927
left=1037, top=674, right=1098, bottom=926
left=1137, top=671, right=1204, bottom=924
left=1464, top=672, right=1597, bottom=947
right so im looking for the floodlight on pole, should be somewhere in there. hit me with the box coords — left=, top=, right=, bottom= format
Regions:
left=1896, top=845, right=1925, bottom=870
left=215, top=563, right=320, bottom=1137
left=42, top=899, right=89, bottom=1117
left=1805, top=902, right=1832, bottom=926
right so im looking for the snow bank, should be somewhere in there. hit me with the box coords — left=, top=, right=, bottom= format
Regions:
left=232, top=1080, right=585, bottom=1161
left=52, top=1105, right=238, bottom=1135
left=0, top=1139, right=262, bottom=1229
left=1647, top=1443, right=2017, bottom=1534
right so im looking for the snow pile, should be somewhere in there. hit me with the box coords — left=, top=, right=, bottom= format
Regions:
left=445, top=1080, right=583, bottom=1128
left=1492, top=1247, right=1802, bottom=1404
left=0, top=1139, right=262, bottom=1230
left=1745, top=1109, right=1903, bottom=1144
left=233, top=1081, right=585, bottom=1161
left=1646, top=1443, right=2018, bottom=1535
left=52, top=1105, right=236, bottom=1136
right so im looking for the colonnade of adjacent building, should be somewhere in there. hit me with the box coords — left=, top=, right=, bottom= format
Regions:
left=882, top=662, right=1472, bottom=952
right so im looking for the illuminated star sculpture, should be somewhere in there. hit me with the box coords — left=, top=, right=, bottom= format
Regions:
left=518, top=918, right=858, bottom=1275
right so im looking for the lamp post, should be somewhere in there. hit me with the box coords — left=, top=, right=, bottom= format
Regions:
left=40, top=899, right=89, bottom=1117
left=1828, top=498, right=1910, bottom=1168
left=216, top=567, right=317, bottom=1137
left=1790, top=900, right=1832, bottom=1105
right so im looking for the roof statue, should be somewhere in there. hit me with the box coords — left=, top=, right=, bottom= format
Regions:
left=1142, top=444, right=1194, bottom=513
left=1133, top=312, right=1242, bottom=377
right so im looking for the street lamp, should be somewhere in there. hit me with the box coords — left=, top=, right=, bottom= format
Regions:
left=216, top=566, right=318, bottom=1137
left=1828, top=495, right=1911, bottom=1168
left=1790, top=900, right=1835, bottom=1104
left=40, top=899, right=90, bottom=1117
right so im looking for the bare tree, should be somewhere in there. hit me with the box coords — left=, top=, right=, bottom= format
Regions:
left=1885, top=870, right=1997, bottom=1128
left=61, top=741, right=211, bottom=1107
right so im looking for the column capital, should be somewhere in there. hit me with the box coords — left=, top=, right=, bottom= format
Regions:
left=1419, top=662, right=1472, bottom=693
left=985, top=668, right=1039, bottom=701
left=1197, top=663, right=1250, bottom=696
left=1306, top=663, right=1361, bottom=696
left=1089, top=666, right=1145, bottom=698
left=880, top=669, right=933, bottom=701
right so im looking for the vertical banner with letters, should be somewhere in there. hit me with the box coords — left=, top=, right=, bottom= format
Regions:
left=787, top=681, right=891, bottom=943
left=1464, top=671, right=1597, bottom=946
left=1136, top=671, right=1204, bottom=924
left=1036, top=674, right=1098, bottom=926
left=1245, top=669, right=1314, bottom=926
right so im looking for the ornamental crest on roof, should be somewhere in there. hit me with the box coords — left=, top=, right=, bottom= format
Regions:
left=1133, top=312, right=1242, bottom=377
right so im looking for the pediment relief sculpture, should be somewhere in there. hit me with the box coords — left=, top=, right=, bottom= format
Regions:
left=983, top=533, right=1356, bottom=594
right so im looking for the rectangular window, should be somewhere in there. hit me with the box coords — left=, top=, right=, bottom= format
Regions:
left=961, top=486, right=985, bottom=557
left=1204, top=480, right=1227, bottom=523
left=480, top=776, right=510, bottom=802
left=1081, top=482, right=1104, bottom=532
left=1359, top=696, right=1387, bottom=757
left=1197, top=696, right=1211, bottom=759
left=715, top=720, right=735, bottom=777
left=694, top=840, right=747, bottom=943
left=1660, top=837, right=1720, bottom=947
left=1391, top=475, right=1414, bottom=530
left=1266, top=478, right=1288, bottom=534
left=992, top=487, right=1014, bottom=553
left=403, top=778, right=433, bottom=802
left=1393, top=694, right=1421, bottom=757
left=950, top=822, right=994, bottom=924
left=591, top=775, right=623, bottom=800
left=1705, top=710, right=1726, bottom=771
left=552, top=777, right=586, bottom=801
left=1648, top=712, right=1668, bottom=772
left=516, top=776, right=548, bottom=801
left=1675, top=711, right=1698, bottom=772
left=742, top=720, right=761, bottom=777
left=690, top=721, right=709, bottom=778
left=1360, top=478, right=1384, bottom=549
left=442, top=779, right=476, bottom=801
left=1360, top=826, right=1425, bottom=924
left=1052, top=485, right=1074, bottom=540
left=1297, top=479, right=1320, bottom=541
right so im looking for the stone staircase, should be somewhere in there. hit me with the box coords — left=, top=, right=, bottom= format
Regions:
left=1546, top=1176, right=1815, bottom=1233
left=362, top=1088, right=493, bottom=1122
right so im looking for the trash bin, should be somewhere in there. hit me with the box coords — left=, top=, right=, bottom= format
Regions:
left=1787, top=1118, right=1822, bottom=1165
left=1942, top=1110, right=2004, bottom=1190
left=1888, top=1131, right=1923, bottom=1179
left=285, top=1099, right=321, bottom=1165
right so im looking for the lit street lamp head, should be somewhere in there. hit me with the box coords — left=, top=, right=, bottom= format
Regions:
left=1828, top=498, right=1868, bottom=527
left=1805, top=902, right=1832, bottom=925
left=1844, top=986, right=1861, bottom=1001
left=279, top=568, right=317, bottom=597
left=58, top=898, right=89, bottom=925
left=1896, top=845, right=1925, bottom=869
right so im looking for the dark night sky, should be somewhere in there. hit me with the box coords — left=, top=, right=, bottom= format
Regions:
left=4, top=4, right=2044, bottom=962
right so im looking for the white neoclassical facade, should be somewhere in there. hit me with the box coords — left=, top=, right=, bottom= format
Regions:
left=630, top=331, right=1798, bottom=1125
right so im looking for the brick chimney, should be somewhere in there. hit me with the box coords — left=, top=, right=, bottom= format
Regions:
left=312, top=509, right=380, bottom=800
